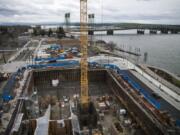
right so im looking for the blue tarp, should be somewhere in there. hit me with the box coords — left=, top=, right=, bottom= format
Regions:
left=50, top=44, right=62, bottom=50
left=28, top=60, right=79, bottom=69
left=35, top=56, right=66, bottom=61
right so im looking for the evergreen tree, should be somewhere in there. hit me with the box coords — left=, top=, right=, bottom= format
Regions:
left=56, top=27, right=65, bottom=39
left=48, top=28, right=53, bottom=37
left=40, top=29, right=46, bottom=36
left=33, top=28, right=38, bottom=36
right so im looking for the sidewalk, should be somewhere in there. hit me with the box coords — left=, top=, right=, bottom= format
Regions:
left=130, top=70, right=180, bottom=112
left=139, top=64, right=180, bottom=95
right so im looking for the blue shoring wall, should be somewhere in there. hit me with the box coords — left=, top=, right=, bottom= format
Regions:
left=103, top=63, right=161, bottom=109
left=2, top=67, right=26, bottom=101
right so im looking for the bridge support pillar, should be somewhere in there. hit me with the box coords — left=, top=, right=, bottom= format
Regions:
left=137, top=29, right=144, bottom=34
left=107, top=30, right=114, bottom=35
left=149, top=30, right=157, bottom=34
left=161, top=29, right=168, bottom=34
left=171, top=30, right=178, bottom=34
left=88, top=30, right=94, bottom=35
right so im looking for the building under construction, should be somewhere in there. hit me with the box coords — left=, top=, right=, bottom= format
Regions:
left=1, top=0, right=180, bottom=134
left=1, top=63, right=179, bottom=135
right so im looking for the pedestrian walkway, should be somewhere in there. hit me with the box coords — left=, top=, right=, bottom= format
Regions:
left=139, top=64, right=180, bottom=95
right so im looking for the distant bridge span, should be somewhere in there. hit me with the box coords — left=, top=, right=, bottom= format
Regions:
left=68, top=23, right=180, bottom=35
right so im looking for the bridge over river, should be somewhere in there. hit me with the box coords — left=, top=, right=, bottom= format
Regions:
left=68, top=23, right=180, bottom=35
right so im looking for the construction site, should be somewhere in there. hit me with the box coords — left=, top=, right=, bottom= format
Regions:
left=2, top=57, right=180, bottom=135
left=1, top=0, right=180, bottom=135
left=3, top=67, right=161, bottom=135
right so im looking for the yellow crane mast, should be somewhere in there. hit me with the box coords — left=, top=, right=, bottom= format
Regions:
left=78, top=1, right=100, bottom=133
left=80, top=0, right=89, bottom=107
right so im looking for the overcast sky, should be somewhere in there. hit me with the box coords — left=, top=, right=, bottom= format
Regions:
left=0, top=0, right=180, bottom=24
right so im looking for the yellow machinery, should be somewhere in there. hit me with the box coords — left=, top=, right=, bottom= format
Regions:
left=80, top=0, right=89, bottom=107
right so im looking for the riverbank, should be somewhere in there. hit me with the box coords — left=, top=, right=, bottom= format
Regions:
left=95, top=34, right=180, bottom=75
left=93, top=39, right=180, bottom=92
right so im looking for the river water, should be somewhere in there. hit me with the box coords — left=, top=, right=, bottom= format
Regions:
left=95, top=32, right=180, bottom=75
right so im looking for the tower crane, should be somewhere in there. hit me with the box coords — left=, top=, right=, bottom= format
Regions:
left=48, top=1, right=100, bottom=133
left=80, top=0, right=89, bottom=108
left=47, top=0, right=89, bottom=108
left=77, top=0, right=98, bottom=132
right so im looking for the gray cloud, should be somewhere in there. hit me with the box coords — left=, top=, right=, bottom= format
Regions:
left=0, top=0, right=180, bottom=24
left=0, top=7, right=19, bottom=16
left=137, top=0, right=156, bottom=1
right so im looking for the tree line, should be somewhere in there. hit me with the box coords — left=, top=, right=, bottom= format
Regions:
left=32, top=27, right=65, bottom=39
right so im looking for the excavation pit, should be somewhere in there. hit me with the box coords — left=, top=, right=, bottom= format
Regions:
left=10, top=68, right=159, bottom=135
